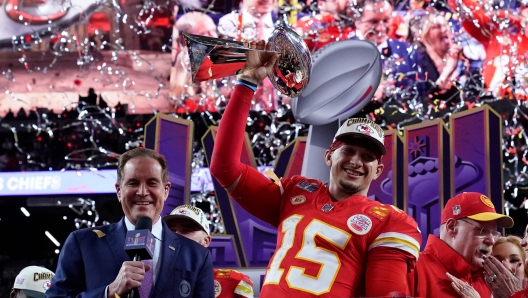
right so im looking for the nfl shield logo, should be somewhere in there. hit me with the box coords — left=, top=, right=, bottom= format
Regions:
left=321, top=204, right=334, bottom=212
left=452, top=205, right=461, bottom=216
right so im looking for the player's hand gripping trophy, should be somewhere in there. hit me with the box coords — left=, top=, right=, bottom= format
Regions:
left=182, top=25, right=312, bottom=98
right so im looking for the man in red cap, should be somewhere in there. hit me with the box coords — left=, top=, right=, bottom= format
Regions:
left=407, top=192, right=514, bottom=297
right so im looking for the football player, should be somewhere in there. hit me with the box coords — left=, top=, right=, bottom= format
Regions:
left=209, top=40, right=422, bottom=297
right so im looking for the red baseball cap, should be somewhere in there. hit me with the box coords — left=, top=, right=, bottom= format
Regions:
left=441, top=192, right=514, bottom=228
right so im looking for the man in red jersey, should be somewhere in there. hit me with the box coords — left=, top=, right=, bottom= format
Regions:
left=448, top=0, right=528, bottom=97
left=209, top=40, right=422, bottom=297
left=164, top=205, right=255, bottom=298
left=407, top=192, right=514, bottom=298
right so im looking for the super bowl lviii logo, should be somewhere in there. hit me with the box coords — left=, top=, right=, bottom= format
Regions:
left=126, top=232, right=146, bottom=246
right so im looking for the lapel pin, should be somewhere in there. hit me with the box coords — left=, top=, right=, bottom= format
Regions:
left=92, top=229, right=105, bottom=238
left=169, top=245, right=175, bottom=251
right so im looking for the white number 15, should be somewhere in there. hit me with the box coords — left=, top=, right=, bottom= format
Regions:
left=263, top=215, right=352, bottom=295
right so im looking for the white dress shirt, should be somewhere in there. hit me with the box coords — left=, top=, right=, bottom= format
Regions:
left=124, top=216, right=163, bottom=284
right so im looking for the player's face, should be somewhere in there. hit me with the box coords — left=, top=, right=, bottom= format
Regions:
left=116, top=157, right=169, bottom=225
left=452, top=219, right=497, bottom=271
left=167, top=218, right=211, bottom=247
left=493, top=241, right=525, bottom=279
left=355, top=1, right=393, bottom=45
left=325, top=144, right=383, bottom=200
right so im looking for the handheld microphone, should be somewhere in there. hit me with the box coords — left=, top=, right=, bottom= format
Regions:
left=124, top=216, right=155, bottom=298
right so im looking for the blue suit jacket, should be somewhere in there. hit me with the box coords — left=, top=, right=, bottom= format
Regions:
left=387, top=39, right=412, bottom=68
left=384, top=39, right=414, bottom=88
left=46, top=218, right=214, bottom=298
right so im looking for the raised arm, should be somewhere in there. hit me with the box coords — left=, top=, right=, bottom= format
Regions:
left=209, top=41, right=283, bottom=225
left=448, top=0, right=522, bottom=44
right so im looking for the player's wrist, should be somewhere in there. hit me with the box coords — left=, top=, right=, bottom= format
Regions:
left=237, top=75, right=260, bottom=86
left=236, top=78, right=258, bottom=92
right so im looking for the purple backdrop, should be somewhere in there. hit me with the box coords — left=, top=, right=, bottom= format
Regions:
left=148, top=106, right=502, bottom=270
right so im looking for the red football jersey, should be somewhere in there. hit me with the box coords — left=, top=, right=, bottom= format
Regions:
left=214, top=269, right=254, bottom=298
left=448, top=0, right=528, bottom=95
left=259, top=176, right=422, bottom=297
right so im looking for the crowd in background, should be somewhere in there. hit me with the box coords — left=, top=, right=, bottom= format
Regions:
left=4, top=0, right=528, bottom=172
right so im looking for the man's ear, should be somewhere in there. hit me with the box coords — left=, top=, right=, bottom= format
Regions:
left=373, top=163, right=384, bottom=180
left=164, top=182, right=171, bottom=201
left=203, top=235, right=212, bottom=248
left=324, top=150, right=333, bottom=167
left=10, top=289, right=17, bottom=298
left=445, top=218, right=458, bottom=238
left=115, top=183, right=121, bottom=201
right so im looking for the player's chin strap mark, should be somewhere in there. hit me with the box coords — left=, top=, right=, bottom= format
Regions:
left=265, top=169, right=284, bottom=194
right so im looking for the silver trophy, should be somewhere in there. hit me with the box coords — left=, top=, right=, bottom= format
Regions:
left=182, top=25, right=312, bottom=98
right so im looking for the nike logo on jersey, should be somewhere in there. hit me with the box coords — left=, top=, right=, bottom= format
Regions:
left=296, top=180, right=319, bottom=193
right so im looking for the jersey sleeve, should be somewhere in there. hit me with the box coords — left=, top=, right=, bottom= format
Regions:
left=364, top=206, right=422, bottom=296
left=228, top=165, right=283, bottom=227
left=367, top=205, right=422, bottom=262
left=234, top=272, right=255, bottom=298
left=365, top=249, right=413, bottom=296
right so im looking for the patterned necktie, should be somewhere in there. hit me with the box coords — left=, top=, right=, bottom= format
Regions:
left=139, top=259, right=153, bottom=298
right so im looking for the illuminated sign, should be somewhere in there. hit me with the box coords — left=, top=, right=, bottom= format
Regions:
left=0, top=167, right=271, bottom=196
left=0, top=170, right=116, bottom=196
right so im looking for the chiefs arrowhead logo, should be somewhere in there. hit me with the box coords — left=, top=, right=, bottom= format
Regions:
left=290, top=195, right=306, bottom=205
left=43, top=280, right=51, bottom=290
left=356, top=124, right=375, bottom=136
